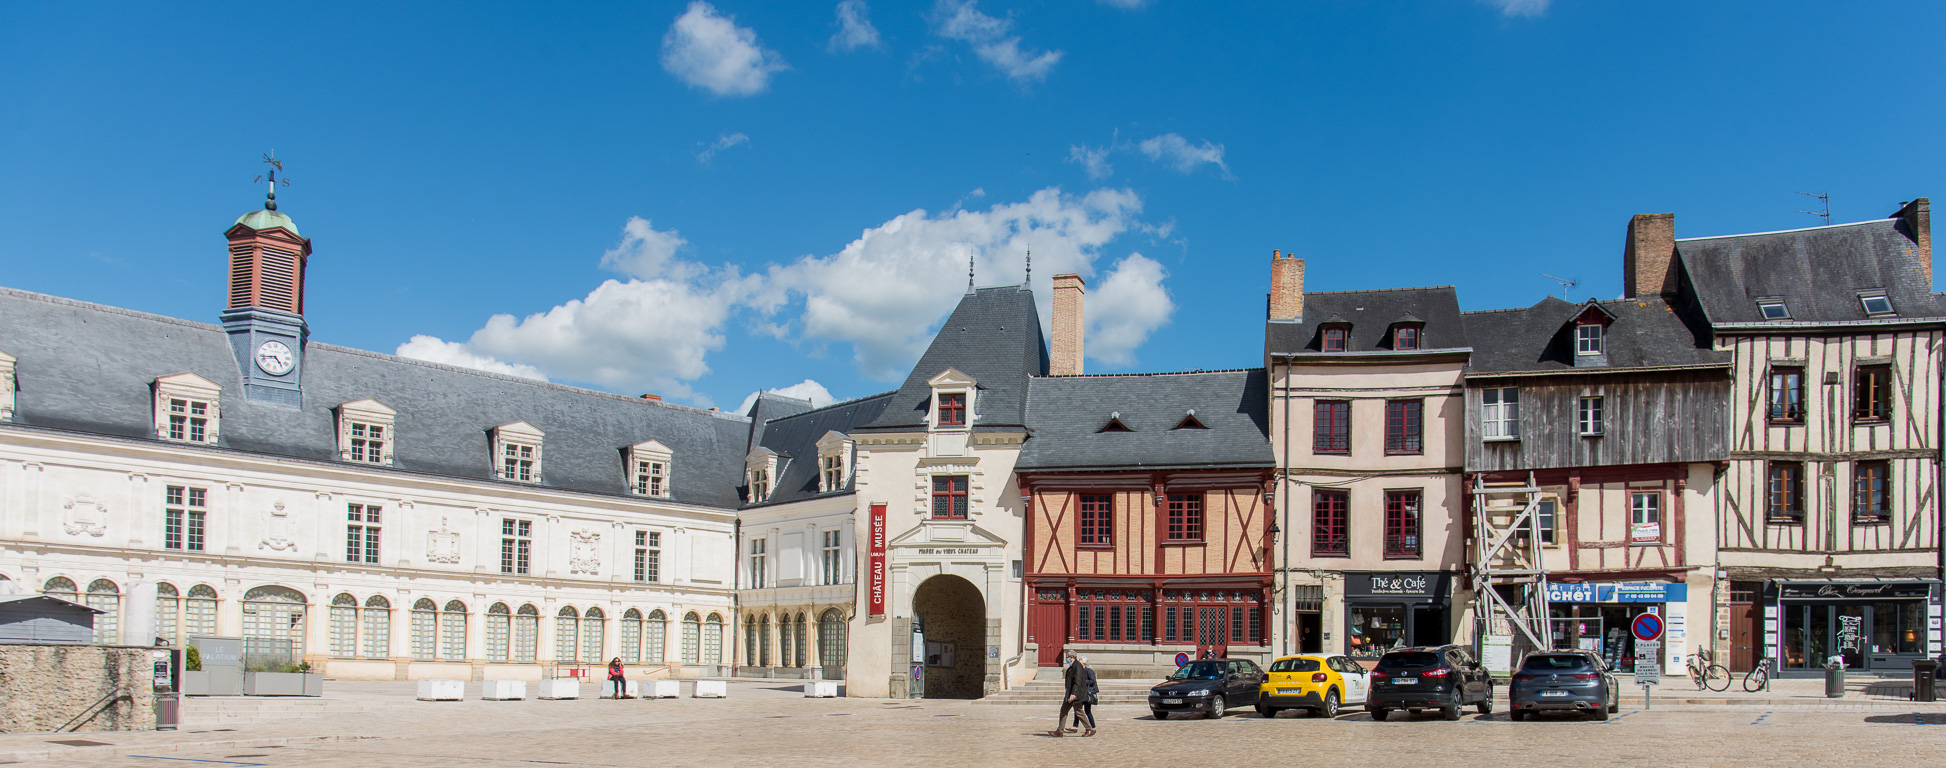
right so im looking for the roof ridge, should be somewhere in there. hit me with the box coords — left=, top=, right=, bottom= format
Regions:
left=759, top=390, right=899, bottom=423
left=1306, top=285, right=1456, bottom=296
left=0, top=285, right=224, bottom=333
left=1035, top=367, right=1263, bottom=379
left=1677, top=218, right=1889, bottom=242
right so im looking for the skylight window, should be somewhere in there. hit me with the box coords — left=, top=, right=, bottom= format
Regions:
left=1100, top=412, right=1132, bottom=433
left=1757, top=300, right=1791, bottom=321
left=1860, top=294, right=1894, bottom=317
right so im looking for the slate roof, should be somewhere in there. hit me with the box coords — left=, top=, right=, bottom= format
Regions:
left=857, top=286, right=1049, bottom=432
left=1015, top=369, right=1273, bottom=472
left=1265, top=286, right=1469, bottom=356
left=1676, top=218, right=1943, bottom=326
left=1462, top=296, right=1729, bottom=375
left=742, top=391, right=895, bottom=509
left=0, top=287, right=752, bottom=508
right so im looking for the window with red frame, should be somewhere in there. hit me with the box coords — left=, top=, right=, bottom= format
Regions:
left=1312, top=490, right=1348, bottom=556
left=931, top=475, right=969, bottom=518
left=936, top=392, right=966, bottom=426
left=1078, top=494, right=1114, bottom=546
left=1322, top=326, right=1349, bottom=352
left=1314, top=400, right=1350, bottom=454
left=1386, top=400, right=1423, bottom=455
left=1072, top=589, right=1152, bottom=643
left=1165, top=493, right=1204, bottom=541
left=1157, top=590, right=1263, bottom=644
left=1395, top=325, right=1420, bottom=350
left=1383, top=490, right=1421, bottom=558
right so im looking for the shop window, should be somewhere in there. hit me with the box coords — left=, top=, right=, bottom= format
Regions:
left=1072, top=590, right=1153, bottom=643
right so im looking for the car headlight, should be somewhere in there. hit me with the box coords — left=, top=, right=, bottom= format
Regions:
left=1189, top=689, right=1211, bottom=697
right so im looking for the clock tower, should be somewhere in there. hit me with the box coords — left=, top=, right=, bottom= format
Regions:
left=220, top=184, right=312, bottom=406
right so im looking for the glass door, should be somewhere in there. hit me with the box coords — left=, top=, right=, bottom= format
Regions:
left=1834, top=605, right=1868, bottom=669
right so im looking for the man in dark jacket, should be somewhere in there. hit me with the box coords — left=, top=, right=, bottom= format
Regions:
left=1050, top=651, right=1081, bottom=737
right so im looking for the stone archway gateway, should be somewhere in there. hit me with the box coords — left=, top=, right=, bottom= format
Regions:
left=911, top=575, right=986, bottom=699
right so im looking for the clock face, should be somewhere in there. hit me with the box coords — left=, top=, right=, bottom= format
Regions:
left=255, top=340, right=295, bottom=376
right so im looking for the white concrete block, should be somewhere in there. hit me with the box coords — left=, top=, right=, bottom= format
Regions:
left=416, top=679, right=465, bottom=701
left=647, top=680, right=681, bottom=699
left=601, top=680, right=640, bottom=698
left=693, top=680, right=727, bottom=698
left=538, top=678, right=581, bottom=700
left=481, top=680, right=527, bottom=700
left=804, top=681, right=838, bottom=698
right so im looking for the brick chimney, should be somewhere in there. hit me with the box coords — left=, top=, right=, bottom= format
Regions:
left=1268, top=250, right=1305, bottom=320
left=1894, top=198, right=1932, bottom=286
left=1050, top=273, right=1085, bottom=376
left=1624, top=213, right=1677, bottom=298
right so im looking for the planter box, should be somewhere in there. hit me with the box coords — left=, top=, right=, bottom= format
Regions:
left=416, top=679, right=465, bottom=701
left=480, top=680, right=526, bottom=700
left=243, top=671, right=323, bottom=697
left=538, top=678, right=580, bottom=700
left=647, top=680, right=681, bottom=699
left=180, top=669, right=243, bottom=697
left=601, top=680, right=639, bottom=699
left=804, top=681, right=838, bottom=698
left=693, top=680, right=727, bottom=698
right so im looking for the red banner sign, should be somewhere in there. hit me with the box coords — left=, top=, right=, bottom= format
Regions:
left=868, top=503, right=887, bottom=616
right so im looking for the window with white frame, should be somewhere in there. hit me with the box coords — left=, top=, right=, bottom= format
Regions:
left=1535, top=498, right=1558, bottom=545
left=1630, top=491, right=1662, bottom=544
left=821, top=529, right=843, bottom=585
left=628, top=440, right=673, bottom=498
left=1576, top=324, right=1604, bottom=355
left=925, top=369, right=977, bottom=431
left=164, top=485, right=207, bottom=551
left=748, top=468, right=770, bottom=502
left=154, top=373, right=221, bottom=445
left=500, top=518, right=532, bottom=575
left=1859, top=293, right=1895, bottom=317
left=746, top=446, right=779, bottom=503
left=822, top=455, right=844, bottom=491
left=492, top=422, right=544, bottom=483
left=815, top=430, right=851, bottom=493
left=337, top=399, right=396, bottom=465
left=635, top=530, right=660, bottom=583
left=1578, top=396, right=1604, bottom=436
left=1481, top=387, right=1520, bottom=440
left=749, top=538, right=768, bottom=588
left=346, top=503, right=380, bottom=564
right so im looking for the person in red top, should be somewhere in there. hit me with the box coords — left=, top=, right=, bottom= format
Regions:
left=608, top=657, right=628, bottom=698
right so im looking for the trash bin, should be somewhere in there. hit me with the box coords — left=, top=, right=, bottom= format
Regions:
left=1824, top=656, right=1846, bottom=698
left=155, top=692, right=179, bottom=730
left=1913, top=659, right=1940, bottom=703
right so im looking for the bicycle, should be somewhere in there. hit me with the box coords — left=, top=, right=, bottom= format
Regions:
left=1687, top=649, right=1730, bottom=691
left=1743, top=655, right=1773, bottom=692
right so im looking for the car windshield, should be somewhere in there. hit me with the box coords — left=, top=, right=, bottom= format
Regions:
left=1268, top=658, right=1321, bottom=673
left=1522, top=654, right=1596, bottom=672
left=1376, top=651, right=1442, bottom=669
left=1168, top=661, right=1229, bottom=680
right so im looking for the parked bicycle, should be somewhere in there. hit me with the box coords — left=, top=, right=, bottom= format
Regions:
left=1687, top=649, right=1730, bottom=691
left=1744, top=656, right=1773, bottom=692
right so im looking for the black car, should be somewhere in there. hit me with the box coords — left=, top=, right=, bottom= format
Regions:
left=1365, top=645, right=1493, bottom=721
left=1508, top=650, right=1619, bottom=721
left=1148, top=659, right=1264, bottom=719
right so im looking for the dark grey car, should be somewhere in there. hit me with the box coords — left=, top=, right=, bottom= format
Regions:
left=1508, top=651, right=1620, bottom=720
left=1148, top=659, right=1265, bottom=719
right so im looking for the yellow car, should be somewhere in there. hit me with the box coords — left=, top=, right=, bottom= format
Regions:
left=1255, top=654, right=1371, bottom=718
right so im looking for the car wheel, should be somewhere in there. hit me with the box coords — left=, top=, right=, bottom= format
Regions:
left=1320, top=689, right=1341, bottom=719
left=1509, top=710, right=1527, bottom=722
left=1210, top=695, right=1226, bottom=719
left=1441, top=704, right=1461, bottom=721
left=1152, top=710, right=1167, bottom=721
left=1370, top=708, right=1389, bottom=721
left=1608, top=691, right=1620, bottom=714
left=1256, top=701, right=1275, bottom=718
left=1476, top=685, right=1493, bottom=714
left=1591, top=705, right=1610, bottom=721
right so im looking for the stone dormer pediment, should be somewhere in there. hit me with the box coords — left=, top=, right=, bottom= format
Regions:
left=927, top=368, right=978, bottom=387
left=338, top=398, right=396, bottom=418
left=632, top=439, right=673, bottom=458
left=494, top=420, right=544, bottom=441
left=815, top=430, right=851, bottom=452
left=154, top=372, right=221, bottom=396
left=886, top=520, right=1007, bottom=549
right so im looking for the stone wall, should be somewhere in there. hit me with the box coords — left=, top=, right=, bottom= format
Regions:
left=0, top=643, right=155, bottom=733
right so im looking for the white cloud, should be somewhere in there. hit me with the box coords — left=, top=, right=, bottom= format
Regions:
left=599, top=217, right=695, bottom=281
left=1068, top=144, right=1113, bottom=180
left=1085, top=253, right=1174, bottom=366
left=696, top=131, right=750, bottom=164
left=661, top=1, right=788, bottom=97
left=1138, top=133, right=1230, bottom=177
left=932, top=0, right=1063, bottom=83
left=395, top=335, right=549, bottom=381
left=736, top=379, right=839, bottom=415
left=1482, top=0, right=1549, bottom=17
left=829, top=0, right=882, bottom=52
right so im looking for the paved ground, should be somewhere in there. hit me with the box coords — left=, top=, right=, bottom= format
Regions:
left=8, top=679, right=1946, bottom=768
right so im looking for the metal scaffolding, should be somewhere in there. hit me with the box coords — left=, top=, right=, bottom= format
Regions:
left=1471, top=473, right=1551, bottom=652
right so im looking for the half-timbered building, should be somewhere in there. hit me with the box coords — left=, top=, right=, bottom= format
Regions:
left=1017, top=369, right=1274, bottom=676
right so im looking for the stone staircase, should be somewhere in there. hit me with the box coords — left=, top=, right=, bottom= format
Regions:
left=975, top=676, right=1158, bottom=706
left=179, top=695, right=419, bottom=726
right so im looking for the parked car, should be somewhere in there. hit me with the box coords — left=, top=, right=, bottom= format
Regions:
left=1365, top=645, right=1494, bottom=721
left=1256, top=654, right=1369, bottom=718
left=1507, top=650, right=1619, bottom=721
left=1149, top=659, right=1265, bottom=719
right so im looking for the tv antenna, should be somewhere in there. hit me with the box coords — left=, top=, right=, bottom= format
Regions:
left=252, top=151, right=292, bottom=211
left=1796, top=191, right=1830, bottom=225
left=1542, top=273, right=1578, bottom=299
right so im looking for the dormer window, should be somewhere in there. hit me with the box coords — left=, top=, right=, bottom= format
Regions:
left=1100, top=412, right=1132, bottom=432
left=1860, top=293, right=1895, bottom=317
left=1322, top=325, right=1349, bottom=352
left=1394, top=325, right=1420, bottom=350
left=937, top=392, right=966, bottom=426
left=0, top=349, right=15, bottom=422
left=153, top=373, right=222, bottom=446
left=745, top=447, right=781, bottom=503
left=815, top=431, right=853, bottom=493
left=1758, top=300, right=1791, bottom=320
left=926, top=369, right=978, bottom=433
left=337, top=399, right=397, bottom=466
left=628, top=440, right=674, bottom=498
left=492, top=421, right=544, bottom=483
left=1173, top=410, right=1208, bottom=430
left=1576, top=323, right=1604, bottom=355
left=749, top=468, right=770, bottom=502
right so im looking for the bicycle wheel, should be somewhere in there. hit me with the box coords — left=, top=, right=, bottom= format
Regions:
left=1704, top=665, right=1731, bottom=692
left=1743, top=667, right=1768, bottom=693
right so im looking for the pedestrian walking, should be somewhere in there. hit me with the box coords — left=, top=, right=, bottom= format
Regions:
left=1075, top=657, right=1099, bottom=737
left=608, top=657, right=628, bottom=698
left=1050, top=650, right=1081, bottom=737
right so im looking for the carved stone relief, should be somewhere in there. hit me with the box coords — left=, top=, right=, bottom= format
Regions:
left=569, top=529, right=601, bottom=575
left=427, top=516, right=462, bottom=564
left=259, top=501, right=298, bottom=551
left=62, top=496, right=106, bottom=537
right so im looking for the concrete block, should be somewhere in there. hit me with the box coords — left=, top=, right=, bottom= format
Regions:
left=693, top=680, right=727, bottom=698
left=416, top=679, right=465, bottom=701
left=804, top=681, right=838, bottom=698
left=481, top=680, right=526, bottom=700
left=601, top=680, right=640, bottom=698
left=538, top=678, right=581, bottom=700
left=647, top=679, right=681, bottom=698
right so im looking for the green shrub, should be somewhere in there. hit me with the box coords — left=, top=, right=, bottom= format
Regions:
left=185, top=645, right=202, bottom=672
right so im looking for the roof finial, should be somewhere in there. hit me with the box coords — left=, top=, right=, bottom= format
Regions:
left=1024, top=249, right=1031, bottom=291
left=968, top=252, right=976, bottom=294
left=252, top=151, right=290, bottom=212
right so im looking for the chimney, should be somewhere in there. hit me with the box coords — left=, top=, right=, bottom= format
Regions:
left=1894, top=198, right=1932, bottom=286
left=1050, top=273, right=1085, bottom=376
left=639, top=393, right=662, bottom=402
left=1624, top=213, right=1677, bottom=298
left=1268, top=249, right=1305, bottom=320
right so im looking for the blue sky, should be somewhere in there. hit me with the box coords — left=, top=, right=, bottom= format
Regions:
left=3, top=1, right=1942, bottom=410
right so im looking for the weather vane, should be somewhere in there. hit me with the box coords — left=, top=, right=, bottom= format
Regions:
left=252, top=151, right=291, bottom=211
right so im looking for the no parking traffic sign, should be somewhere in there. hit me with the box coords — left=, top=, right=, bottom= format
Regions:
left=1631, top=613, right=1665, bottom=643
left=1174, top=652, right=1190, bottom=667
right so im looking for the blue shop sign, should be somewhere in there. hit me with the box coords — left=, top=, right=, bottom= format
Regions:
left=1546, top=581, right=1687, bottom=604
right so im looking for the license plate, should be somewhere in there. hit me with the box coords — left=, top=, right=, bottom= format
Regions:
left=1277, top=689, right=1299, bottom=695
left=1540, top=690, right=1569, bottom=697
left=1163, top=698, right=1183, bottom=705
left=1393, top=678, right=1417, bottom=685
